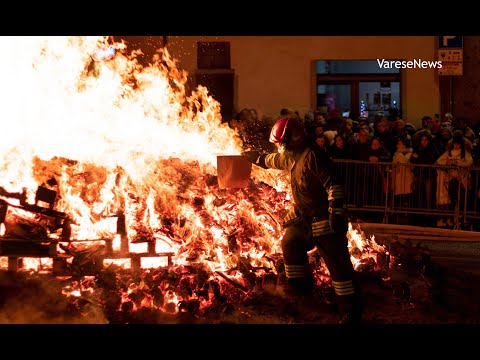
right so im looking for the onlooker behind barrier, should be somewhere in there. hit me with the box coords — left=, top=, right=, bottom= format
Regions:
left=435, top=131, right=474, bottom=228
left=433, top=127, right=453, bottom=156
left=421, top=115, right=432, bottom=131
left=350, top=127, right=371, bottom=158
left=392, top=137, right=414, bottom=210
left=442, top=112, right=454, bottom=130
left=430, top=114, right=443, bottom=139
left=391, top=119, right=411, bottom=143
left=339, top=118, right=355, bottom=144
left=313, top=133, right=328, bottom=153
left=373, top=118, right=396, bottom=155
left=410, top=132, right=441, bottom=226
left=453, top=116, right=476, bottom=144
left=304, top=111, right=316, bottom=135
left=366, top=137, right=392, bottom=209
left=329, top=134, right=353, bottom=160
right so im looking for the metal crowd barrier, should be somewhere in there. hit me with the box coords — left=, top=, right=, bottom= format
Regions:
left=332, top=159, right=480, bottom=230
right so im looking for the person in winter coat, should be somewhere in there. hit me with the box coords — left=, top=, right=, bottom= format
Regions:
left=435, top=132, right=474, bottom=227
left=392, top=137, right=414, bottom=207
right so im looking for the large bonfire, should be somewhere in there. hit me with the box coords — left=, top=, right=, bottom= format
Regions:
left=0, top=36, right=386, bottom=323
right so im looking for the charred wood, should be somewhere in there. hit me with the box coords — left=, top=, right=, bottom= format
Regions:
left=196, top=287, right=209, bottom=301
left=128, top=289, right=145, bottom=306
left=35, top=186, right=57, bottom=210
left=227, top=229, right=239, bottom=252
left=193, top=197, right=204, bottom=207
left=0, top=240, right=53, bottom=257
left=96, top=269, right=119, bottom=290
left=7, top=257, right=23, bottom=272
left=215, top=271, right=248, bottom=293
left=204, top=174, right=218, bottom=187
left=102, top=289, right=122, bottom=316
left=0, top=200, right=7, bottom=223
left=152, top=289, right=164, bottom=308
left=210, top=280, right=222, bottom=299
left=121, top=301, right=134, bottom=313
left=178, top=299, right=200, bottom=314
left=262, top=272, right=278, bottom=291
left=61, top=217, right=72, bottom=242
left=131, top=256, right=142, bottom=272
left=163, top=302, right=177, bottom=313
left=2, top=214, right=50, bottom=241
left=355, top=257, right=378, bottom=273
left=237, top=256, right=254, bottom=273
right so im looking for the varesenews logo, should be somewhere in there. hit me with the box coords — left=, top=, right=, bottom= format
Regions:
left=377, top=59, right=443, bottom=69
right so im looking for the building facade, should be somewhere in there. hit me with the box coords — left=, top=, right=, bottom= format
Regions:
left=167, top=36, right=442, bottom=127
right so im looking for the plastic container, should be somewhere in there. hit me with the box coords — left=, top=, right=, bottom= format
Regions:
left=216, top=155, right=252, bottom=189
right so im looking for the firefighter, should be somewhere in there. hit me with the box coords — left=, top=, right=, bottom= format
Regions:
left=242, top=117, right=362, bottom=324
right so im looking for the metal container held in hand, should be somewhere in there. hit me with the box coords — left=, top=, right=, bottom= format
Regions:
left=216, top=155, right=252, bottom=189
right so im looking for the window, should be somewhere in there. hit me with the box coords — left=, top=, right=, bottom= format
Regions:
left=197, top=42, right=231, bottom=69
left=316, top=60, right=402, bottom=121
left=317, top=60, right=400, bottom=74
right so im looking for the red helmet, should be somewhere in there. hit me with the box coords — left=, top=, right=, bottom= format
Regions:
left=269, top=118, right=306, bottom=147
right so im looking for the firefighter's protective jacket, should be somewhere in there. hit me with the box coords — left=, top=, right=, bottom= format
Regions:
left=264, top=146, right=344, bottom=222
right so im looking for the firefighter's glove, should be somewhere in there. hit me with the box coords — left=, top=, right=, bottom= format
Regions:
left=329, top=199, right=348, bottom=234
left=241, top=151, right=268, bottom=169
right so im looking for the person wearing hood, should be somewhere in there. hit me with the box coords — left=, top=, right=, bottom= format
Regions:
left=435, top=131, right=474, bottom=227
left=392, top=137, right=414, bottom=207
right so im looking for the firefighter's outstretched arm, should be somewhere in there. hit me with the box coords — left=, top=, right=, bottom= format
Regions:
left=242, top=150, right=269, bottom=169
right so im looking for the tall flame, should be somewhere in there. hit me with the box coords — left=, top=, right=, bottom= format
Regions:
left=0, top=37, right=383, bottom=283
left=0, top=37, right=391, bottom=322
left=0, top=36, right=246, bottom=241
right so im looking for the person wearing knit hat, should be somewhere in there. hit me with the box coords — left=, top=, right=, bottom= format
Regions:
left=304, top=111, right=315, bottom=122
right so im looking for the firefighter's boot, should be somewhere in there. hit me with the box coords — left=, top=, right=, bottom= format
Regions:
left=337, top=293, right=363, bottom=324
left=284, top=276, right=314, bottom=297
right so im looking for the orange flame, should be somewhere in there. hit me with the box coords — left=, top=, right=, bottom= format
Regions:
left=0, top=37, right=385, bottom=283
left=0, top=36, right=251, bottom=257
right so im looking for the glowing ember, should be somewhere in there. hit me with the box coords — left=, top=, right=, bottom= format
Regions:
left=346, top=223, right=387, bottom=272
left=0, top=257, right=52, bottom=272
left=103, top=259, right=131, bottom=269
left=141, top=257, right=169, bottom=268
left=0, top=36, right=245, bottom=241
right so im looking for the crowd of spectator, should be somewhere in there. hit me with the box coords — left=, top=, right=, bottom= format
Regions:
left=228, top=107, right=480, bottom=230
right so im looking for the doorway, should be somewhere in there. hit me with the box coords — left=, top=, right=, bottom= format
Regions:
left=316, top=60, right=402, bottom=121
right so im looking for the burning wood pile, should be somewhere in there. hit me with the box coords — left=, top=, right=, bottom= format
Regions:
left=0, top=150, right=395, bottom=322
left=0, top=157, right=394, bottom=323
left=3, top=36, right=471, bottom=324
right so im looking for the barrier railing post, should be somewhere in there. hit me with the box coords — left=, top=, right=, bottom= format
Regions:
left=384, top=164, right=390, bottom=224
left=332, top=159, right=479, bottom=231
left=454, top=167, right=461, bottom=230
